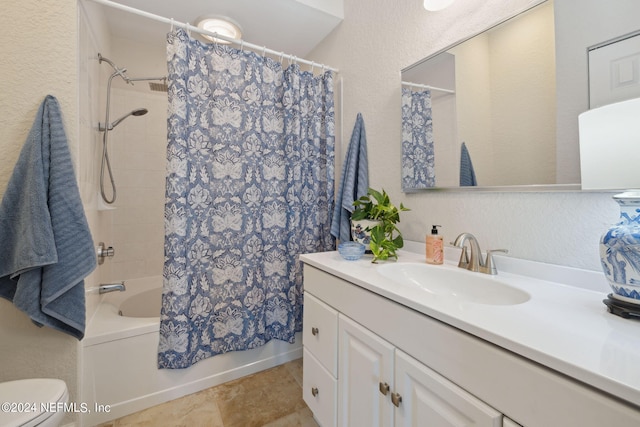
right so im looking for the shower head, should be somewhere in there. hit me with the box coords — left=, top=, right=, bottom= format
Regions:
left=109, top=108, right=148, bottom=129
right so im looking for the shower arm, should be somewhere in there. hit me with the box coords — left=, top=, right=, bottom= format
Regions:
left=126, top=76, right=167, bottom=83
left=98, top=53, right=130, bottom=83
left=98, top=54, right=166, bottom=86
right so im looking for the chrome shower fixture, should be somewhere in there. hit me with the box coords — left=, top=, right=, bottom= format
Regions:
left=99, top=108, right=148, bottom=131
left=97, top=53, right=164, bottom=204
left=98, top=53, right=166, bottom=87
left=98, top=53, right=130, bottom=82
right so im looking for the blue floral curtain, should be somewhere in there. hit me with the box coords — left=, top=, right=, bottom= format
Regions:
left=401, top=87, right=435, bottom=190
left=159, top=29, right=335, bottom=369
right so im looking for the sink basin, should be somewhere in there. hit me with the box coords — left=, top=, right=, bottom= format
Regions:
left=377, top=263, right=530, bottom=305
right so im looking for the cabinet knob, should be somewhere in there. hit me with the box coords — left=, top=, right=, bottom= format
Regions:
left=311, top=327, right=319, bottom=336
left=391, top=392, right=402, bottom=407
left=379, top=382, right=390, bottom=396
left=311, top=387, right=319, bottom=397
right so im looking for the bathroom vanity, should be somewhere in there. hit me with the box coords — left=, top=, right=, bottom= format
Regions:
left=300, top=250, right=640, bottom=427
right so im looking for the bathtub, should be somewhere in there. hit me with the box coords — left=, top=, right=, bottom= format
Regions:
left=80, top=276, right=302, bottom=426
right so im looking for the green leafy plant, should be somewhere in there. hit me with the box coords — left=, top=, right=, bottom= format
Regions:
left=352, top=188, right=410, bottom=263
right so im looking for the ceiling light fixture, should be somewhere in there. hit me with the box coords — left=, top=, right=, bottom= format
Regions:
left=194, top=15, right=243, bottom=44
left=423, top=0, right=456, bottom=11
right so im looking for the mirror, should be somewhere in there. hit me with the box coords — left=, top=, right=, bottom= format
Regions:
left=400, top=0, right=640, bottom=191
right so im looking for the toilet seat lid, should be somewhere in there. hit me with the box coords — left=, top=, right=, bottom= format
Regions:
left=0, top=379, right=68, bottom=427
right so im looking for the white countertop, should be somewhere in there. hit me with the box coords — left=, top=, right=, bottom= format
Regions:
left=300, top=247, right=640, bottom=408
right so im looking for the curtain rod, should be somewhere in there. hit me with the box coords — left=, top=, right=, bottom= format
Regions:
left=87, top=0, right=339, bottom=73
left=402, top=81, right=455, bottom=94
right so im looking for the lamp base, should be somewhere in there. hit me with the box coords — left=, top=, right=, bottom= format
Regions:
left=603, top=294, right=640, bottom=319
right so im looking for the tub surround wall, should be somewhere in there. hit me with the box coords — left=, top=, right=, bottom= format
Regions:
left=91, top=30, right=169, bottom=283
left=103, top=87, right=167, bottom=282
left=79, top=0, right=114, bottom=326
left=309, top=0, right=620, bottom=274
left=80, top=0, right=166, bottom=303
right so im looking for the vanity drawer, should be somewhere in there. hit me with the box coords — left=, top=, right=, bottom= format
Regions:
left=303, top=348, right=337, bottom=427
left=304, top=292, right=338, bottom=376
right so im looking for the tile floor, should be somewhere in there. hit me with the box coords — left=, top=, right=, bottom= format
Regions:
left=96, top=358, right=319, bottom=427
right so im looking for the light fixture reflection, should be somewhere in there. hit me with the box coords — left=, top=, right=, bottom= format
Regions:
left=423, top=0, right=456, bottom=11
left=194, top=15, right=243, bottom=43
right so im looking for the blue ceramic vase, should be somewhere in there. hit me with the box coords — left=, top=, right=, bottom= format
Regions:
left=600, top=191, right=640, bottom=304
left=350, top=219, right=381, bottom=252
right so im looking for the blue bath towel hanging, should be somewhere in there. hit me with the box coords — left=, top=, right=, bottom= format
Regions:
left=331, top=113, right=369, bottom=242
left=0, top=95, right=96, bottom=340
left=460, top=142, right=477, bottom=186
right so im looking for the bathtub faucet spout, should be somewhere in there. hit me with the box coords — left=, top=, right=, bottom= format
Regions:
left=99, top=282, right=126, bottom=294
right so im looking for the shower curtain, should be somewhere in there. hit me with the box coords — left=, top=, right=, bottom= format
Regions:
left=159, top=29, right=335, bottom=369
left=401, top=87, right=435, bottom=190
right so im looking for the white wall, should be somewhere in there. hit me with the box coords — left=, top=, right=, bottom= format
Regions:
left=308, top=0, right=620, bottom=273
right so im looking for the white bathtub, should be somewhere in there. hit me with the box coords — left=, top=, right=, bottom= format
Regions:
left=80, top=276, right=302, bottom=426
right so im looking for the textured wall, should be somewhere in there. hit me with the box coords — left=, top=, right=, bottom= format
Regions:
left=0, top=1, right=78, bottom=193
left=0, top=0, right=80, bottom=416
left=309, top=0, right=620, bottom=274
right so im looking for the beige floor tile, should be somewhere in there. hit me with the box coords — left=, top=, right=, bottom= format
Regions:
left=262, top=407, right=320, bottom=427
left=212, top=364, right=307, bottom=427
left=114, top=387, right=223, bottom=427
left=284, top=358, right=303, bottom=388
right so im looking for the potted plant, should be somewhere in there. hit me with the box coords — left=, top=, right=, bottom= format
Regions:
left=351, top=188, right=410, bottom=263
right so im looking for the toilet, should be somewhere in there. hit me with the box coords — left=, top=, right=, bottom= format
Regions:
left=0, top=379, right=68, bottom=427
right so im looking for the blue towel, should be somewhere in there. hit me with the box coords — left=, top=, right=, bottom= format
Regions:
left=459, top=142, right=477, bottom=186
left=0, top=95, right=96, bottom=340
left=330, top=113, right=369, bottom=242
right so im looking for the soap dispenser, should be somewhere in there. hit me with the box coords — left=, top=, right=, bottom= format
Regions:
left=426, top=225, right=443, bottom=265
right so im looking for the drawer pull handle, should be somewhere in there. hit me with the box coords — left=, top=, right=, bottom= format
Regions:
left=311, top=327, right=319, bottom=336
left=391, top=392, right=402, bottom=407
left=379, top=382, right=390, bottom=396
left=311, top=387, right=319, bottom=397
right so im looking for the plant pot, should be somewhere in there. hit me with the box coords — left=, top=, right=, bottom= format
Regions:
left=601, top=191, right=640, bottom=305
left=350, top=219, right=382, bottom=252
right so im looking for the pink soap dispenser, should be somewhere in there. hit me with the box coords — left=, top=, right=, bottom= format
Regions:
left=426, top=225, right=443, bottom=265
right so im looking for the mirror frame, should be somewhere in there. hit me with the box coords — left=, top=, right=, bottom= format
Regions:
left=401, top=0, right=581, bottom=192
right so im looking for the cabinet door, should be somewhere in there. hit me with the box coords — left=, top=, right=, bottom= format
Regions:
left=304, top=292, right=339, bottom=376
left=304, top=348, right=338, bottom=427
left=395, top=350, right=502, bottom=427
left=338, top=315, right=395, bottom=427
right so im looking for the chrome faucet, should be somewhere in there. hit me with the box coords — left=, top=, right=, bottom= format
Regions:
left=453, top=233, right=483, bottom=272
left=452, top=232, right=508, bottom=275
left=99, top=282, right=126, bottom=294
